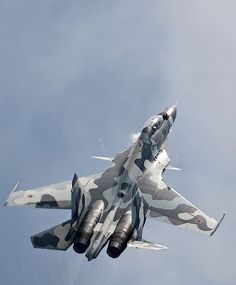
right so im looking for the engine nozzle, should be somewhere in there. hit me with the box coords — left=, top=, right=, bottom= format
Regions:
left=107, top=212, right=133, bottom=258
left=73, top=200, right=104, bottom=254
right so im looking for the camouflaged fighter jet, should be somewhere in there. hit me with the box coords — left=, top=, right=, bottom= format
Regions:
left=5, top=106, right=225, bottom=261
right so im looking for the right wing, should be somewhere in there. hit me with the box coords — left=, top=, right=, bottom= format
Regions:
left=138, top=153, right=220, bottom=235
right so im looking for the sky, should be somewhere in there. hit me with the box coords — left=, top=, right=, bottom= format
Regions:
left=0, top=0, right=235, bottom=284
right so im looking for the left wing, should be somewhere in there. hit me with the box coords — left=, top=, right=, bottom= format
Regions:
left=5, top=180, right=72, bottom=209
left=5, top=147, right=133, bottom=212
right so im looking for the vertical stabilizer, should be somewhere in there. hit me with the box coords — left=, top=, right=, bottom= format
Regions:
left=71, top=173, right=88, bottom=222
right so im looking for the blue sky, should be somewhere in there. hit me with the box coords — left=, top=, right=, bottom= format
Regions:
left=0, top=1, right=235, bottom=284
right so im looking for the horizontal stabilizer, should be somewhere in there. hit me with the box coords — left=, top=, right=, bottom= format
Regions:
left=31, top=219, right=75, bottom=251
left=128, top=240, right=168, bottom=251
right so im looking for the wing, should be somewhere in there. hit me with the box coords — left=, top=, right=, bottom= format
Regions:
left=5, top=180, right=72, bottom=209
left=5, top=147, right=132, bottom=212
left=138, top=154, right=219, bottom=235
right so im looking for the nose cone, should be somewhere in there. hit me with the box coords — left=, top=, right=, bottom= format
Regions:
left=164, top=105, right=177, bottom=122
left=170, top=105, right=177, bottom=121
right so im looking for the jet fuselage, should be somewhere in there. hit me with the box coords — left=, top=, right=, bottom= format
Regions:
left=79, top=106, right=177, bottom=260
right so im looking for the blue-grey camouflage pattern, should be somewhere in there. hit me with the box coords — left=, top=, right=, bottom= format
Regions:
left=5, top=106, right=222, bottom=260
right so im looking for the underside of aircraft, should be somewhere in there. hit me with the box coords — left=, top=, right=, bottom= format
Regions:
left=5, top=106, right=225, bottom=261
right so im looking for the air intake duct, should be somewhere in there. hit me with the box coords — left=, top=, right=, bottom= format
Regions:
left=107, top=212, right=133, bottom=258
left=73, top=200, right=104, bottom=254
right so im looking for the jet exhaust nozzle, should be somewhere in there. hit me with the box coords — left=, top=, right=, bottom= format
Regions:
left=73, top=241, right=87, bottom=254
left=107, top=212, right=133, bottom=258
left=73, top=200, right=104, bottom=254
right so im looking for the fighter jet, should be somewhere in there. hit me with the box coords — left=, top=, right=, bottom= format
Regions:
left=5, top=106, right=225, bottom=261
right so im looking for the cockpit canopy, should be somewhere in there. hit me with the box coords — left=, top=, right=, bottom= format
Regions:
left=144, top=115, right=163, bottom=130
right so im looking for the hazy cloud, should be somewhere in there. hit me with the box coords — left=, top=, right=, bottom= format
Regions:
left=0, top=1, right=235, bottom=284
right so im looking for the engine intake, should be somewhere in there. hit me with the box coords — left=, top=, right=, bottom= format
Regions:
left=107, top=212, right=133, bottom=258
left=73, top=200, right=104, bottom=254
